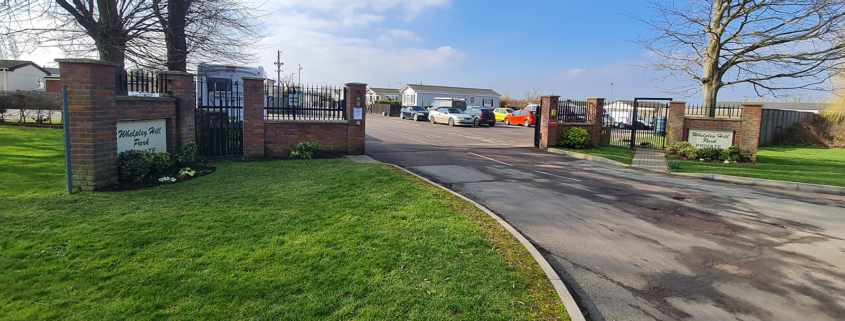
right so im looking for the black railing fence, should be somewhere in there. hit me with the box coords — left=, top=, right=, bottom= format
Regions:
left=195, top=78, right=243, bottom=157
left=557, top=99, right=591, bottom=123
left=264, top=82, right=347, bottom=121
left=116, top=69, right=168, bottom=95
left=685, top=104, right=742, bottom=118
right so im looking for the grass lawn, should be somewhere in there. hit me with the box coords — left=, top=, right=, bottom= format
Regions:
left=558, top=145, right=636, bottom=165
left=670, top=146, right=845, bottom=187
left=0, top=125, right=568, bottom=320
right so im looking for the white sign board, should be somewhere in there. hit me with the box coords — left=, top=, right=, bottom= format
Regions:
left=117, top=119, right=167, bottom=153
left=688, top=129, right=733, bottom=149
left=353, top=107, right=362, bottom=120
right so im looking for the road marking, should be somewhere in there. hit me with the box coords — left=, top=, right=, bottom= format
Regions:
left=468, top=152, right=513, bottom=166
left=402, top=136, right=432, bottom=145
left=534, top=170, right=581, bottom=182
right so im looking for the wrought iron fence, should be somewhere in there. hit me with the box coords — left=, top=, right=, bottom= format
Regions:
left=195, top=78, right=243, bottom=157
left=601, top=100, right=670, bottom=149
left=116, top=69, right=168, bottom=95
left=557, top=99, right=591, bottom=123
left=264, top=82, right=346, bottom=121
left=685, top=104, right=742, bottom=118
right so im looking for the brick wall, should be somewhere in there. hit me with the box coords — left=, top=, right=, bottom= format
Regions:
left=668, top=102, right=763, bottom=162
left=45, top=78, right=61, bottom=93
left=264, top=121, right=350, bottom=157
left=540, top=95, right=603, bottom=148
left=241, top=78, right=367, bottom=158
left=58, top=59, right=191, bottom=190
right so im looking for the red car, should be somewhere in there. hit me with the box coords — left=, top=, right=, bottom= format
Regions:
left=504, top=110, right=536, bottom=127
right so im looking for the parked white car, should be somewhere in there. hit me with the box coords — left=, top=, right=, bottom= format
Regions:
left=429, top=107, right=474, bottom=126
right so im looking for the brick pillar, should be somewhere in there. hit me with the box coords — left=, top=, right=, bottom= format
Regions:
left=346, top=82, right=367, bottom=155
left=242, top=77, right=265, bottom=158
left=586, top=97, right=604, bottom=148
left=740, top=102, right=763, bottom=162
left=539, top=95, right=559, bottom=149
left=56, top=58, right=119, bottom=191
left=161, top=71, right=196, bottom=147
left=665, top=101, right=687, bottom=155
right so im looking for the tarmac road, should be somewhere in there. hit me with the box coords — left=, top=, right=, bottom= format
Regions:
left=365, top=114, right=845, bottom=321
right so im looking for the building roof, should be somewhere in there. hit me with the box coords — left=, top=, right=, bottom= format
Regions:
left=402, top=84, right=500, bottom=97
left=720, top=101, right=831, bottom=112
left=0, top=60, right=52, bottom=75
left=368, top=87, right=400, bottom=95
left=44, top=68, right=60, bottom=77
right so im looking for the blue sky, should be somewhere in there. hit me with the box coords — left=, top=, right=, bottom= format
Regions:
left=22, top=0, right=829, bottom=103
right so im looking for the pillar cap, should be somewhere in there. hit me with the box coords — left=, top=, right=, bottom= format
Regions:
left=741, top=102, right=764, bottom=106
left=345, top=82, right=367, bottom=86
left=670, top=101, right=687, bottom=104
left=586, top=97, right=605, bottom=100
left=541, top=95, right=560, bottom=98
left=54, top=58, right=117, bottom=66
left=160, top=71, right=195, bottom=76
left=242, top=76, right=265, bottom=80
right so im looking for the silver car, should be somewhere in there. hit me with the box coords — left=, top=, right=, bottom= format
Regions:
left=429, top=107, right=474, bottom=126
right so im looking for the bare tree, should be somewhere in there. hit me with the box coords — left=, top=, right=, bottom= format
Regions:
left=0, top=0, right=265, bottom=73
left=636, top=0, right=845, bottom=106
left=523, top=87, right=541, bottom=105
left=149, top=0, right=267, bottom=72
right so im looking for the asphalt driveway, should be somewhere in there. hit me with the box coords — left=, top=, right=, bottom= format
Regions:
left=365, top=114, right=845, bottom=321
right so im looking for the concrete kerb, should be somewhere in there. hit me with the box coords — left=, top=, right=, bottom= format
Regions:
left=546, top=147, right=630, bottom=168
left=347, top=155, right=586, bottom=321
left=670, top=172, right=845, bottom=196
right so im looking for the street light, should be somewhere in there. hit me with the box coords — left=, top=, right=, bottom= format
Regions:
left=611, top=83, right=614, bottom=102
left=298, top=63, right=303, bottom=87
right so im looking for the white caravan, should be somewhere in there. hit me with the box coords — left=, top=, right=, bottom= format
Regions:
left=196, top=63, right=266, bottom=120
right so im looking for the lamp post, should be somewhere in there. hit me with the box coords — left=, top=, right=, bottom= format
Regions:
left=611, top=83, right=614, bottom=102
left=298, top=63, right=303, bottom=87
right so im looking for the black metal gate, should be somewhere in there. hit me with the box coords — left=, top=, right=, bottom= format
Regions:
left=601, top=98, right=671, bottom=150
left=195, top=79, right=244, bottom=157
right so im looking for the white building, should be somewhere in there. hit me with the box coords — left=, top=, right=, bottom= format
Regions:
left=399, top=84, right=500, bottom=107
left=366, top=87, right=400, bottom=104
left=0, top=60, right=53, bottom=91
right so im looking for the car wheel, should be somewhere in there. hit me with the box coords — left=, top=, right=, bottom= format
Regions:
left=488, top=123, right=495, bottom=127
left=504, top=119, right=510, bottom=125
left=414, top=114, right=419, bottom=121
left=400, top=113, right=405, bottom=120
left=474, top=119, right=480, bottom=126
left=448, top=118, right=455, bottom=127
left=523, top=120, right=530, bottom=127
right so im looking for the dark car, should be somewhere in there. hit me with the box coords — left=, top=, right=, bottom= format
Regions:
left=400, top=106, right=429, bottom=121
left=464, top=107, right=496, bottom=127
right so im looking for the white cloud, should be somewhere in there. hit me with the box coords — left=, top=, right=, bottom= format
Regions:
left=377, top=29, right=423, bottom=42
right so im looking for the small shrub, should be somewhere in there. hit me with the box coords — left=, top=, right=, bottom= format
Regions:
left=118, top=150, right=154, bottom=182
left=290, top=141, right=321, bottom=159
left=697, top=147, right=723, bottom=161
left=726, top=145, right=742, bottom=161
left=667, top=159, right=681, bottom=170
left=718, top=149, right=732, bottom=161
left=673, top=141, right=699, bottom=159
left=558, top=127, right=590, bottom=149
left=176, top=142, right=198, bottom=165
left=152, top=152, right=171, bottom=175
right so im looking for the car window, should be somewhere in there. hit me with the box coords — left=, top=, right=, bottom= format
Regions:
left=529, top=111, right=536, bottom=115
left=446, top=108, right=463, bottom=114
left=506, top=108, right=514, bottom=113
left=437, top=108, right=447, bottom=113
left=411, top=106, right=426, bottom=111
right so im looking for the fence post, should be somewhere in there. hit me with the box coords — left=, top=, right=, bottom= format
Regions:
left=55, top=58, right=119, bottom=191
left=586, top=97, right=604, bottom=148
left=539, top=95, right=559, bottom=149
left=665, top=101, right=687, bottom=155
left=740, top=102, right=763, bottom=162
left=161, top=71, right=196, bottom=148
left=345, top=83, right=367, bottom=155
left=242, top=77, right=265, bottom=158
